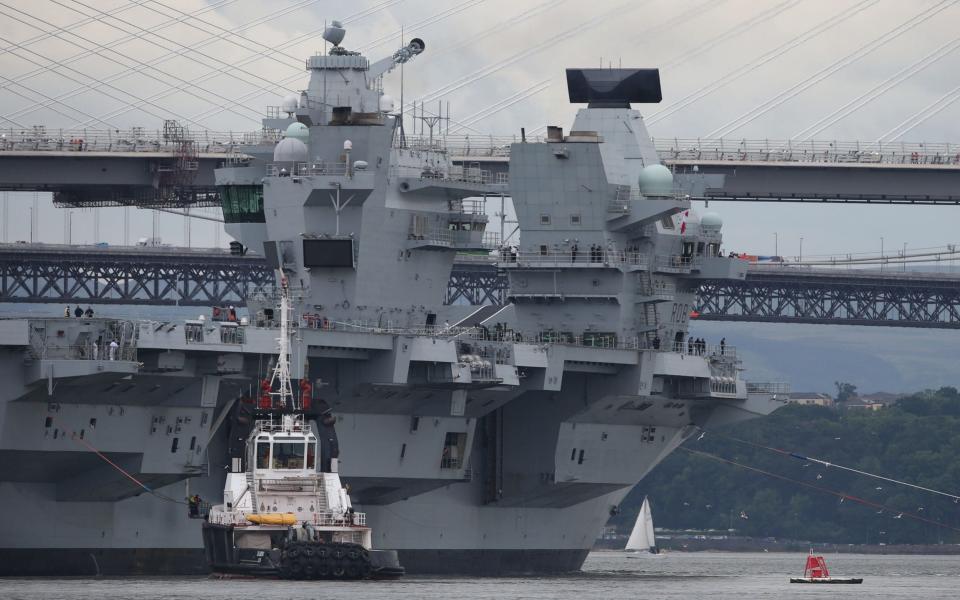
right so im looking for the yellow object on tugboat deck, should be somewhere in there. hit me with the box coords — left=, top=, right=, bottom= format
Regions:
left=246, top=513, right=297, bottom=525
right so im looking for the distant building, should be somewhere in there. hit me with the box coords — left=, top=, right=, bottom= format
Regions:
left=859, top=392, right=904, bottom=406
left=788, top=392, right=834, bottom=407
left=844, top=396, right=885, bottom=411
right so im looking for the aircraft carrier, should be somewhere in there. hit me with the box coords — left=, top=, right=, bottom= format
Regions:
left=0, top=23, right=781, bottom=575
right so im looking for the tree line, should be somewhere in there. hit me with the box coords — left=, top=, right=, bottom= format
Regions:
left=613, top=387, right=960, bottom=545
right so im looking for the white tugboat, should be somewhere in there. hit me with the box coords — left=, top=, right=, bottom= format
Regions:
left=201, top=275, right=403, bottom=579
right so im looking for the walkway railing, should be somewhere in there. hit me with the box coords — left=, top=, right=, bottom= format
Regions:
left=497, top=250, right=649, bottom=268
left=29, top=344, right=137, bottom=362
left=653, top=138, right=960, bottom=166
left=746, top=382, right=791, bottom=394
left=0, top=127, right=277, bottom=153
left=6, top=127, right=960, bottom=166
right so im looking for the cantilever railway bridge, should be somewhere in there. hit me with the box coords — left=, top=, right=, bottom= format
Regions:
left=3, top=244, right=960, bottom=329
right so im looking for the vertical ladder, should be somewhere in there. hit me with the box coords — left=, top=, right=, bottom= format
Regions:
left=637, top=271, right=660, bottom=346
left=246, top=471, right=259, bottom=513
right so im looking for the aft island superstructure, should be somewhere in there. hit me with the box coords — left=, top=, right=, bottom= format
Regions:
left=0, top=22, right=781, bottom=575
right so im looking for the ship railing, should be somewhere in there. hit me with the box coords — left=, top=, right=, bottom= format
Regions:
left=312, top=511, right=367, bottom=527
left=453, top=251, right=496, bottom=263
left=496, top=249, right=649, bottom=268
left=408, top=225, right=499, bottom=249
left=449, top=197, right=488, bottom=216
left=636, top=283, right=676, bottom=301
left=654, top=254, right=701, bottom=271
left=746, top=381, right=791, bottom=394
left=663, top=340, right=736, bottom=358
left=391, top=164, right=507, bottom=186
left=297, top=317, right=484, bottom=339
left=652, top=138, right=960, bottom=166
left=440, top=456, right=463, bottom=469
left=397, top=134, right=540, bottom=156
left=0, top=127, right=272, bottom=153
left=29, top=343, right=137, bottom=362
left=709, top=380, right=738, bottom=395
left=257, top=478, right=321, bottom=493
left=265, top=162, right=349, bottom=177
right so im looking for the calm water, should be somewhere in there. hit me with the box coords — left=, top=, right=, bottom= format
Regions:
left=3, top=552, right=959, bottom=600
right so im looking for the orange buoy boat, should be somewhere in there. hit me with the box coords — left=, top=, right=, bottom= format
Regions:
left=790, top=551, right=862, bottom=584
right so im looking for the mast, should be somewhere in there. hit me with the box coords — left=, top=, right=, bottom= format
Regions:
left=267, top=273, right=297, bottom=412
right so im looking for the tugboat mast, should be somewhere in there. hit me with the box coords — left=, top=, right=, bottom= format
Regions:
left=266, top=275, right=297, bottom=413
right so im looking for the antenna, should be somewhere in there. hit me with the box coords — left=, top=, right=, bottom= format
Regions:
left=412, top=100, right=448, bottom=148
left=399, top=25, right=407, bottom=148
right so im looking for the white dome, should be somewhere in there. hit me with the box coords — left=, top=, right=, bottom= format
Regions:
left=273, top=137, right=308, bottom=163
left=701, top=212, right=723, bottom=229
left=281, top=93, right=299, bottom=114
left=285, top=122, right=309, bottom=142
left=638, top=164, right=674, bottom=197
left=379, top=94, right=395, bottom=113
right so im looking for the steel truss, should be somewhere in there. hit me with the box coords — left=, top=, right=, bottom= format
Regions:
left=696, top=270, right=960, bottom=328
left=5, top=247, right=959, bottom=329
left=447, top=263, right=507, bottom=305
left=0, top=251, right=272, bottom=306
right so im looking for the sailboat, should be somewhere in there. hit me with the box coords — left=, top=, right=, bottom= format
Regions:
left=624, top=497, right=658, bottom=554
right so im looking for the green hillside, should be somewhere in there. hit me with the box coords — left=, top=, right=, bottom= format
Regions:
left=614, top=387, right=960, bottom=545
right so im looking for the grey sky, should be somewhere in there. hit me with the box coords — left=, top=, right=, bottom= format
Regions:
left=2, top=0, right=960, bottom=256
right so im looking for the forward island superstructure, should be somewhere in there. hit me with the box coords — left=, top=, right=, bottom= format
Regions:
left=0, top=23, right=781, bottom=575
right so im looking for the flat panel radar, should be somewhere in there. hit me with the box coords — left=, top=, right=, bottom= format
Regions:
left=303, top=239, right=354, bottom=268
left=565, top=68, right=662, bottom=107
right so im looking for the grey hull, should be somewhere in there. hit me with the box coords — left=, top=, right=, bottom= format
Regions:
left=0, top=547, right=584, bottom=576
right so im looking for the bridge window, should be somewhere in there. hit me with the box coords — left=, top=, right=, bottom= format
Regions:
left=441, top=432, right=467, bottom=469
left=256, top=442, right=270, bottom=469
left=219, top=185, right=265, bottom=223
left=272, top=439, right=306, bottom=469
left=306, top=442, right=316, bottom=470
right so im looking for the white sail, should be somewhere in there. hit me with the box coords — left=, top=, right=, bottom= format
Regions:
left=625, top=497, right=653, bottom=551
left=643, top=497, right=656, bottom=551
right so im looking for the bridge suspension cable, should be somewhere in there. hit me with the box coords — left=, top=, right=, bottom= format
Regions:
left=524, top=0, right=798, bottom=138
left=0, top=0, right=230, bottom=59
left=404, top=0, right=727, bottom=133
left=1, top=0, right=245, bottom=125
left=136, top=0, right=328, bottom=66
left=405, top=0, right=648, bottom=114
left=792, top=34, right=960, bottom=140
left=0, top=2, right=262, bottom=127
left=383, top=0, right=569, bottom=135
left=876, top=82, right=960, bottom=142
left=660, top=0, right=800, bottom=70
left=705, top=0, right=958, bottom=138
left=105, top=0, right=403, bottom=127
left=358, top=0, right=487, bottom=53
left=2, top=0, right=240, bottom=96
left=45, top=0, right=303, bottom=121
left=645, top=0, right=880, bottom=126
left=448, top=79, right=553, bottom=133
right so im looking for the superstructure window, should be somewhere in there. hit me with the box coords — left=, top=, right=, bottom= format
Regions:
left=219, top=185, right=265, bottom=223
left=570, top=214, right=581, bottom=225
left=272, top=439, right=306, bottom=469
left=306, top=443, right=317, bottom=470
left=256, top=442, right=270, bottom=469
left=540, top=214, right=551, bottom=225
